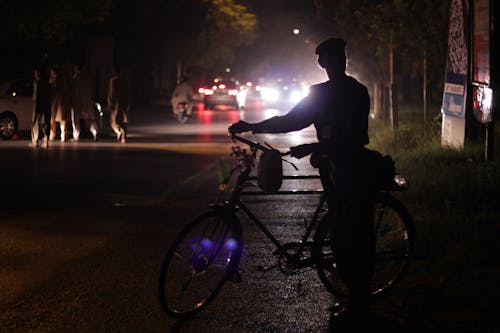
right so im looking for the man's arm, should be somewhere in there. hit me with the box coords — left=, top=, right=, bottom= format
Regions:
left=229, top=94, right=316, bottom=134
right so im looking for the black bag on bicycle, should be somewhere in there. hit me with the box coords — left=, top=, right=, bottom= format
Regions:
left=257, top=149, right=283, bottom=193
left=361, top=148, right=396, bottom=191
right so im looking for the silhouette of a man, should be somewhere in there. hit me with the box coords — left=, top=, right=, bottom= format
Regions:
left=229, top=38, right=374, bottom=322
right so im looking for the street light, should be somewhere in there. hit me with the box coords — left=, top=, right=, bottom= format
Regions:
left=293, top=28, right=300, bottom=35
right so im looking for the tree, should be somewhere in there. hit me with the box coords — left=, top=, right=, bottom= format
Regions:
left=100, top=0, right=257, bottom=93
left=0, top=0, right=113, bottom=75
left=313, top=0, right=450, bottom=124
left=0, top=0, right=257, bottom=83
left=0, top=0, right=112, bottom=43
left=191, top=0, right=258, bottom=69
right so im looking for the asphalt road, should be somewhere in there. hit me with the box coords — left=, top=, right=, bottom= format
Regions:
left=0, top=105, right=409, bottom=332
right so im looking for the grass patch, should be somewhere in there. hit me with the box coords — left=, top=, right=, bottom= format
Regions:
left=367, top=107, right=500, bottom=331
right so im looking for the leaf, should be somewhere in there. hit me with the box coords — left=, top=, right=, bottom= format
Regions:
left=216, top=159, right=231, bottom=184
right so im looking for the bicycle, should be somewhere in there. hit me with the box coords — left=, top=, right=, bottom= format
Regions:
left=158, top=134, right=416, bottom=318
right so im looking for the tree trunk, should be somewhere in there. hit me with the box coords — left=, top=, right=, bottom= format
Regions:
left=373, top=82, right=381, bottom=119
left=389, top=34, right=398, bottom=129
left=423, top=46, right=428, bottom=122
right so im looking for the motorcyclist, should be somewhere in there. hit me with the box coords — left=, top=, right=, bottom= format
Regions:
left=171, top=75, right=195, bottom=120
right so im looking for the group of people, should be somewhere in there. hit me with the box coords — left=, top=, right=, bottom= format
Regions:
left=30, top=64, right=130, bottom=148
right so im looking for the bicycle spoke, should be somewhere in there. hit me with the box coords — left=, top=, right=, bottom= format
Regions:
left=159, top=211, right=242, bottom=318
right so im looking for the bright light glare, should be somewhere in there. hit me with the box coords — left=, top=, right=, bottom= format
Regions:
left=201, top=238, right=212, bottom=249
left=264, top=108, right=279, bottom=118
left=293, top=28, right=300, bottom=35
left=198, top=88, right=205, bottom=94
left=482, top=87, right=492, bottom=110
left=228, top=89, right=238, bottom=96
left=219, top=84, right=226, bottom=89
left=302, top=86, right=310, bottom=97
left=237, top=90, right=247, bottom=105
left=246, top=81, right=252, bottom=87
left=225, top=238, right=238, bottom=250
left=204, top=89, right=214, bottom=95
left=261, top=87, right=279, bottom=102
left=289, top=90, right=303, bottom=103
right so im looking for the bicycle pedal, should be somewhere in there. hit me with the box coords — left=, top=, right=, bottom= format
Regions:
left=229, top=270, right=242, bottom=283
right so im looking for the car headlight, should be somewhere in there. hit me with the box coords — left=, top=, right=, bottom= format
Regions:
left=261, top=87, right=279, bottom=102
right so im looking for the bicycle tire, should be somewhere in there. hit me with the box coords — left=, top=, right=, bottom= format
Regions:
left=158, top=209, right=243, bottom=318
left=313, top=192, right=415, bottom=298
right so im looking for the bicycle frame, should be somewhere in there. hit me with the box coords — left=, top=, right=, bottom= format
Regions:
left=218, top=138, right=327, bottom=268
left=158, top=135, right=414, bottom=319
left=220, top=134, right=411, bottom=274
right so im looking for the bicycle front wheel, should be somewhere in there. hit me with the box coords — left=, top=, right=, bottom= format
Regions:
left=158, top=210, right=243, bottom=318
left=313, top=192, right=415, bottom=298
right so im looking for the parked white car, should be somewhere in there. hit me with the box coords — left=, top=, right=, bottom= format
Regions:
left=0, top=79, right=34, bottom=140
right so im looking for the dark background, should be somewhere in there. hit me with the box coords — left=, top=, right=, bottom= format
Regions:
left=0, top=0, right=450, bottom=116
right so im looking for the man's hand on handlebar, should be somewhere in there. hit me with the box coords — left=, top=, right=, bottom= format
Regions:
left=228, top=120, right=252, bottom=134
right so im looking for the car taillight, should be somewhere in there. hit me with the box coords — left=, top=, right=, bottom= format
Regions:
left=204, top=89, right=214, bottom=95
left=228, top=89, right=238, bottom=96
left=198, top=88, right=205, bottom=94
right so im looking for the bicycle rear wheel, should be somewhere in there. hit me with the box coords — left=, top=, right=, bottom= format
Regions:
left=313, top=192, right=415, bottom=298
left=158, top=209, right=243, bottom=318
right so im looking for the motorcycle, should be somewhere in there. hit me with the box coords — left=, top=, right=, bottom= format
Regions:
left=174, top=101, right=190, bottom=124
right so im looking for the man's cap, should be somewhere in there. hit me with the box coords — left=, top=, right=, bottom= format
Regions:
left=315, top=38, right=346, bottom=56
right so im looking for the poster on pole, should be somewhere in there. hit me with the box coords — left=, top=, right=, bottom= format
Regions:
left=471, top=0, right=492, bottom=124
left=441, top=0, right=468, bottom=149
left=472, top=0, right=490, bottom=85
left=441, top=0, right=468, bottom=119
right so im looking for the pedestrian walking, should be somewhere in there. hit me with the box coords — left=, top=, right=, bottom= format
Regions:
left=107, top=66, right=131, bottom=143
left=49, top=65, right=71, bottom=142
left=70, top=64, right=98, bottom=141
left=29, top=67, right=51, bottom=148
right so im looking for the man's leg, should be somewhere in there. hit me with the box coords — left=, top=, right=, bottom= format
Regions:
left=30, top=112, right=39, bottom=146
left=333, top=197, right=374, bottom=309
left=40, top=111, right=50, bottom=148
left=49, top=108, right=57, bottom=140
left=89, top=119, right=98, bottom=141
left=110, top=108, right=121, bottom=138
left=60, top=120, right=66, bottom=142
left=119, top=110, right=128, bottom=143
left=72, top=108, right=81, bottom=141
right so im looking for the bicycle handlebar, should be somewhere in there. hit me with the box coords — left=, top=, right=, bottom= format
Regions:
left=231, top=134, right=290, bottom=156
left=230, top=134, right=408, bottom=190
left=231, top=134, right=297, bottom=170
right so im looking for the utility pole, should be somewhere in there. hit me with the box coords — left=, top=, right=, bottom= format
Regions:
left=485, top=0, right=497, bottom=161
left=423, top=46, right=428, bottom=122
